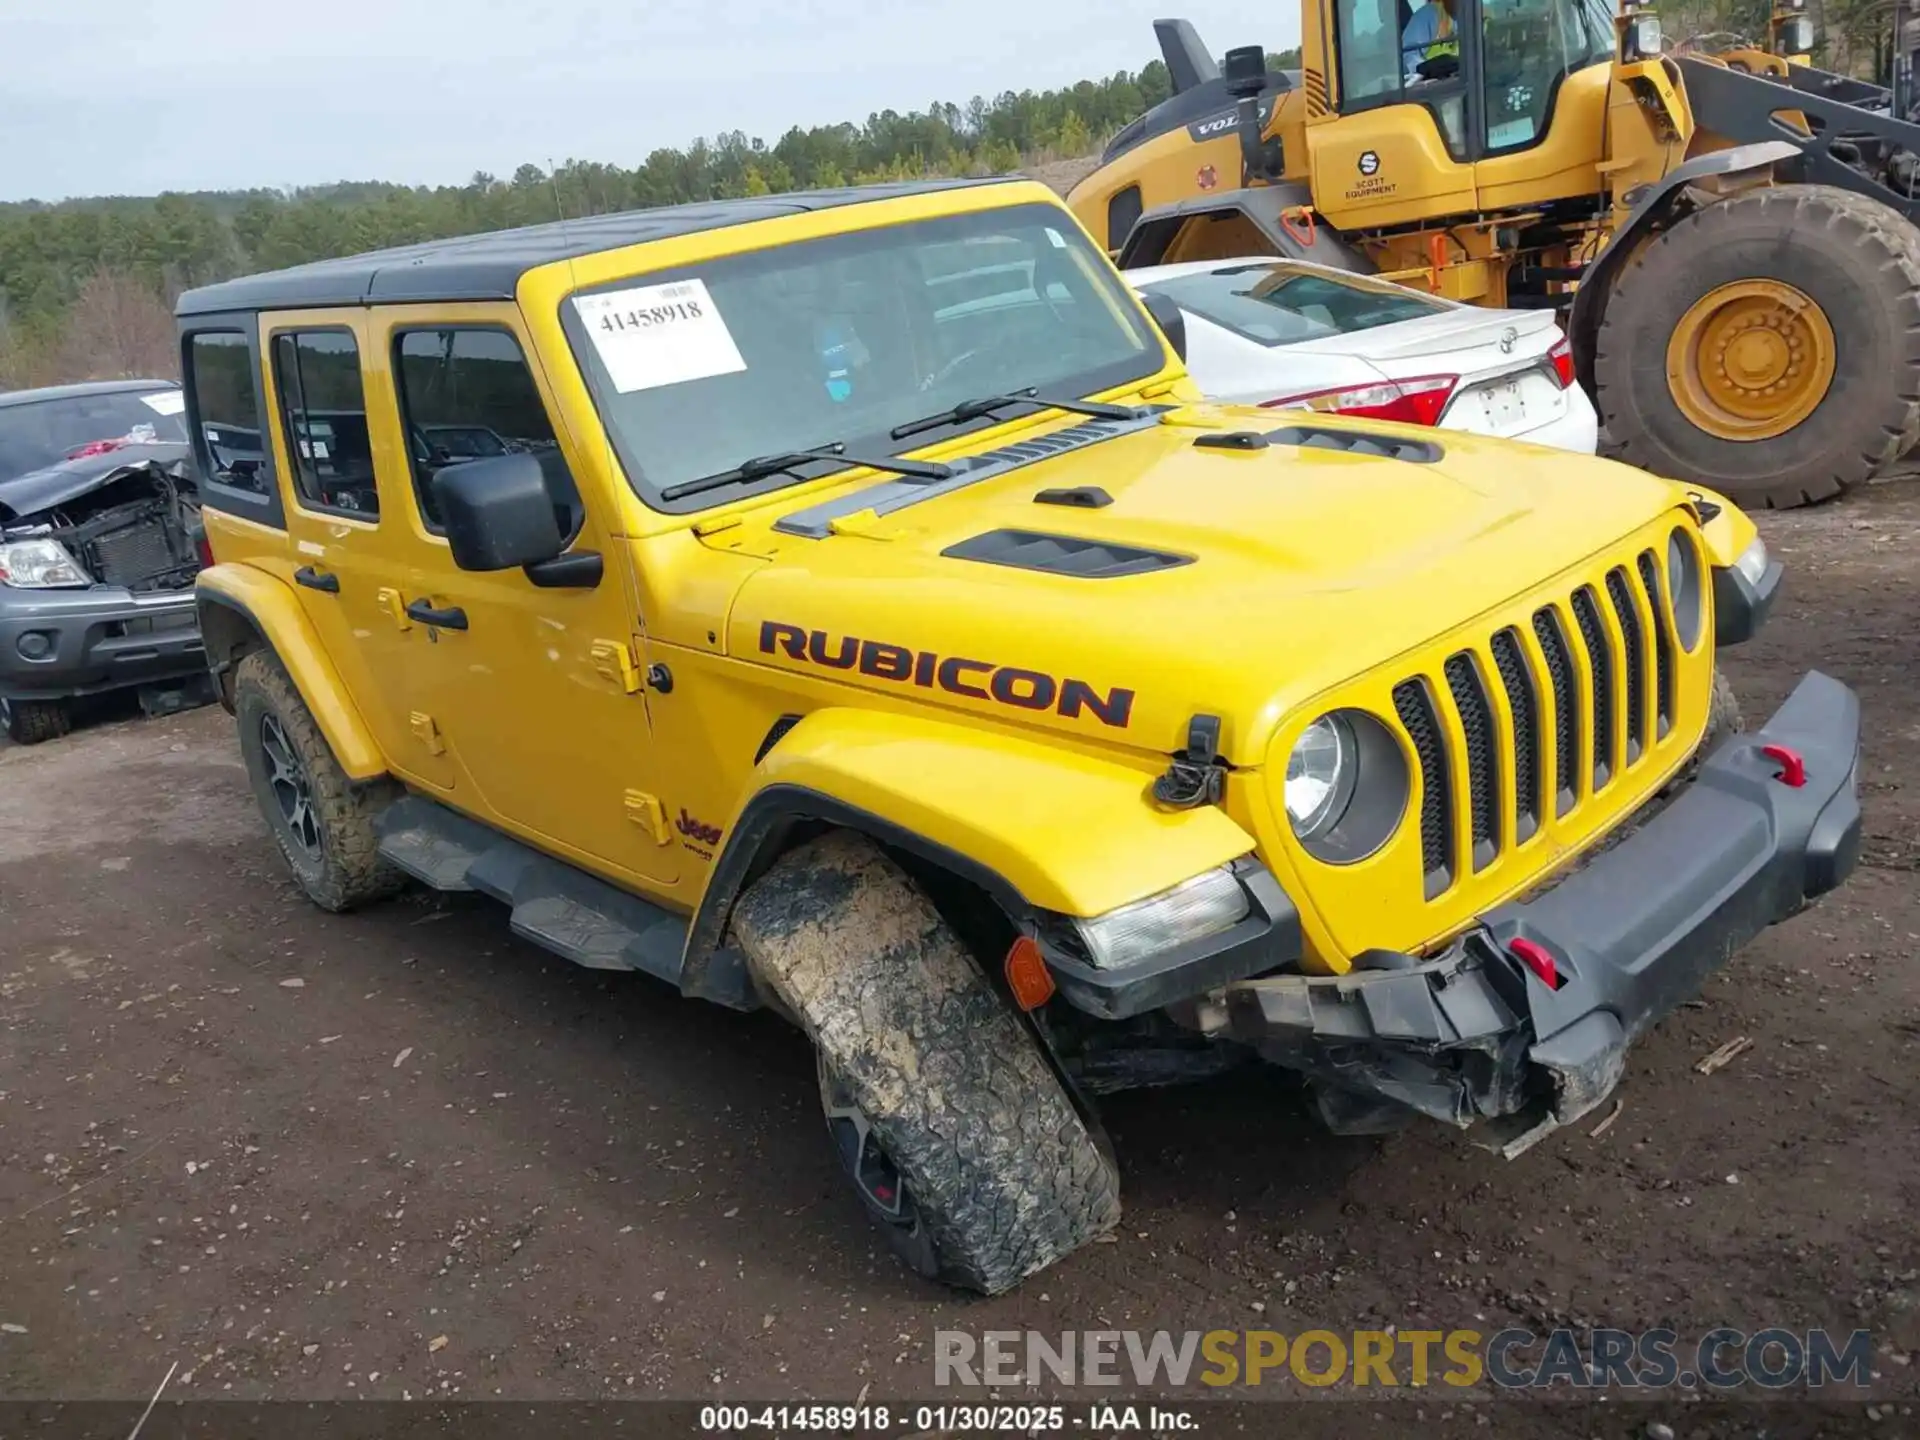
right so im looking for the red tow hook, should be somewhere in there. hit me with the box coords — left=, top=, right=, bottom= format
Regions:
left=1508, top=937, right=1562, bottom=990
left=1761, top=743, right=1807, bottom=788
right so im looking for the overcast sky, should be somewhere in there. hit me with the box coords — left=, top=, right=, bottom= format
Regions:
left=1, top=0, right=1299, bottom=202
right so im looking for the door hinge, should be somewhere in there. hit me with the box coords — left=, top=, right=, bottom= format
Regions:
left=409, top=711, right=445, bottom=755
left=378, top=586, right=412, bottom=631
left=591, top=639, right=642, bottom=694
left=623, top=789, right=672, bottom=845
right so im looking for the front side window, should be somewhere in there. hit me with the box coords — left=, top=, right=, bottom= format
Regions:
left=561, top=202, right=1163, bottom=511
left=392, top=328, right=560, bottom=531
left=1137, top=263, right=1450, bottom=346
left=1481, top=0, right=1612, bottom=150
left=271, top=329, right=378, bottom=520
left=186, top=332, right=270, bottom=495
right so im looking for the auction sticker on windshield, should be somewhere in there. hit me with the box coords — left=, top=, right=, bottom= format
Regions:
left=574, top=278, right=747, bottom=393
left=142, top=390, right=187, bottom=415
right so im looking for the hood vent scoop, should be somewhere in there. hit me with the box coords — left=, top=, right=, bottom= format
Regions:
left=1034, top=485, right=1113, bottom=509
left=942, top=528, right=1192, bottom=578
left=1195, top=425, right=1442, bottom=463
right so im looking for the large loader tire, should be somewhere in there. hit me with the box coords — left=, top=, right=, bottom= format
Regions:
left=728, top=830, right=1121, bottom=1294
left=1593, top=185, right=1920, bottom=508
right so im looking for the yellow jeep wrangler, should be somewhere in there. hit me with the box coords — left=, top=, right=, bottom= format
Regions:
left=178, top=177, right=1862, bottom=1295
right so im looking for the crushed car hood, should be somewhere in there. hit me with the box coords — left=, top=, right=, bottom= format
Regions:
left=0, top=442, right=193, bottom=522
left=708, top=404, right=1691, bottom=763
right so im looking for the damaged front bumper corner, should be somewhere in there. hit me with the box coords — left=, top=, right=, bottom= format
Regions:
left=1180, top=670, right=1863, bottom=1157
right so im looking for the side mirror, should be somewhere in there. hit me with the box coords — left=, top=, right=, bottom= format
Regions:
left=1140, top=290, right=1188, bottom=362
left=433, top=453, right=565, bottom=572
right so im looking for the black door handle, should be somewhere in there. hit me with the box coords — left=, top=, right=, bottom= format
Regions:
left=404, top=598, right=469, bottom=631
left=294, top=566, right=340, bottom=594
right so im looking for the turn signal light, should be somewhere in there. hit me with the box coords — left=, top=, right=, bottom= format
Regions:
left=1004, top=936, right=1056, bottom=1011
left=1263, top=374, right=1459, bottom=427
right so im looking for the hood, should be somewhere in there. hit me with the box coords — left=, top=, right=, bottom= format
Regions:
left=0, top=442, right=193, bottom=522
left=716, top=404, right=1687, bottom=763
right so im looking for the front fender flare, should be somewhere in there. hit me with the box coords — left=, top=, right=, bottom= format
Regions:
left=680, top=708, right=1258, bottom=1005
left=195, top=564, right=386, bottom=780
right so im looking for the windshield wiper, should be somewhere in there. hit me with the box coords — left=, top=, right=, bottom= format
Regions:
left=889, top=388, right=1144, bottom=442
left=659, top=443, right=954, bottom=503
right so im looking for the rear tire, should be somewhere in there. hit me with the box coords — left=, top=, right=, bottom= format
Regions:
left=1593, top=185, right=1920, bottom=508
left=233, top=651, right=403, bottom=912
left=1, top=697, right=71, bottom=745
left=729, top=831, right=1121, bottom=1294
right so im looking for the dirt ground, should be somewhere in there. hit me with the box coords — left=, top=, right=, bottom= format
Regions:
left=2, top=482, right=1919, bottom=1435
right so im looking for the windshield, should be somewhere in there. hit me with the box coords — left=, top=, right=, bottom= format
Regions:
left=0, top=387, right=188, bottom=479
left=561, top=202, right=1164, bottom=510
left=1135, top=263, right=1449, bottom=347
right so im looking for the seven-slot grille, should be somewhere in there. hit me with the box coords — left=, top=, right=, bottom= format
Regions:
left=1388, top=549, right=1681, bottom=897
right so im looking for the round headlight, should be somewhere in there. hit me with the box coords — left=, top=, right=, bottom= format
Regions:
left=1286, top=714, right=1357, bottom=839
left=1282, top=709, right=1411, bottom=863
left=1668, top=527, right=1705, bottom=651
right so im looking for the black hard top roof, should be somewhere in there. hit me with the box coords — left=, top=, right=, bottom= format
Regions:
left=0, top=378, right=176, bottom=408
left=177, top=177, right=1015, bottom=317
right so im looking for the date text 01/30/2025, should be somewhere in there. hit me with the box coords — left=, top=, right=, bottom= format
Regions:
left=698, top=1403, right=1198, bottom=1432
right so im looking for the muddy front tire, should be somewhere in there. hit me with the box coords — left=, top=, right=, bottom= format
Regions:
left=1, top=696, right=71, bottom=745
left=1593, top=185, right=1920, bottom=508
left=729, top=830, right=1121, bottom=1294
left=233, top=651, right=403, bottom=912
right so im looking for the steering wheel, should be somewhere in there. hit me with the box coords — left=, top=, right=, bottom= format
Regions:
left=1415, top=53, right=1460, bottom=80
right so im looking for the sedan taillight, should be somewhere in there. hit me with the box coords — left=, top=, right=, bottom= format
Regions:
left=1546, top=337, right=1575, bottom=390
left=1262, top=374, right=1460, bottom=428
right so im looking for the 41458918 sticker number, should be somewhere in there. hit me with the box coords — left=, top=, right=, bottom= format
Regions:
left=573, top=276, right=747, bottom=394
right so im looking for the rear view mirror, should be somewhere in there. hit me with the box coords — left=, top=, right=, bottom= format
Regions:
left=433, top=454, right=565, bottom=572
left=1141, top=291, right=1189, bottom=362
left=1222, top=45, right=1268, bottom=99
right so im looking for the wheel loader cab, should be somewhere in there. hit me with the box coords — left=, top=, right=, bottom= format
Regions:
left=1308, top=0, right=1617, bottom=229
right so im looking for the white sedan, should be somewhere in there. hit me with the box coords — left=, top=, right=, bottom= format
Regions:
left=1127, top=257, right=1598, bottom=453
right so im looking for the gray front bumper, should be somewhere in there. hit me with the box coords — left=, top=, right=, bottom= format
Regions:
left=0, top=585, right=203, bottom=701
left=1187, top=671, right=1864, bottom=1155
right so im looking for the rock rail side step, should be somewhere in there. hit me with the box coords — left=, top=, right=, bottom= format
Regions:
left=374, top=795, right=686, bottom=984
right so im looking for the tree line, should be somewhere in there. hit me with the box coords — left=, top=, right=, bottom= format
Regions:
left=4, top=53, right=1319, bottom=389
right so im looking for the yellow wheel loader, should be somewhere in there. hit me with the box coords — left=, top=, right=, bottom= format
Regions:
left=1070, top=12, right=1920, bottom=506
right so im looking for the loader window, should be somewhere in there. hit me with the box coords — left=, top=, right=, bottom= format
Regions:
left=1338, top=0, right=1407, bottom=101
left=1480, top=0, right=1613, bottom=151
left=1334, top=0, right=1470, bottom=158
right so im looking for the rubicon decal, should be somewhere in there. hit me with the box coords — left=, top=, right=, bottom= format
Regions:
left=758, top=622, right=1135, bottom=729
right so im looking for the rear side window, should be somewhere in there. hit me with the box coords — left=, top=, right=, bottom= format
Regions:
left=187, top=332, right=271, bottom=494
left=271, top=329, right=378, bottom=520
left=1137, top=263, right=1448, bottom=346
left=392, top=328, right=559, bottom=530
